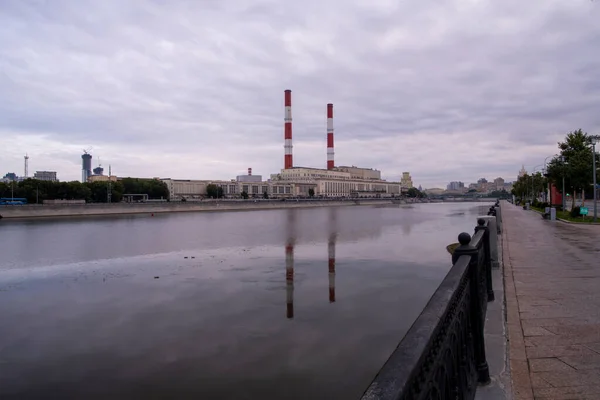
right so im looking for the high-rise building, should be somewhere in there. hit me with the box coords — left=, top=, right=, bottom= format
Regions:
left=34, top=171, right=58, bottom=182
left=518, top=165, right=527, bottom=181
left=400, top=172, right=413, bottom=188
left=493, top=177, right=505, bottom=190
left=446, top=181, right=465, bottom=191
left=82, top=152, right=92, bottom=183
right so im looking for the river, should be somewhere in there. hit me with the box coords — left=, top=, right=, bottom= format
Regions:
left=0, top=202, right=490, bottom=399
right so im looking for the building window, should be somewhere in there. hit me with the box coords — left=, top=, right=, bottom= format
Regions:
left=252, top=185, right=259, bottom=194
left=243, top=185, right=249, bottom=193
left=285, top=186, right=291, bottom=194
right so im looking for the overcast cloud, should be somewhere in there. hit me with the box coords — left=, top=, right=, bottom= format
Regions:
left=1, top=0, right=599, bottom=187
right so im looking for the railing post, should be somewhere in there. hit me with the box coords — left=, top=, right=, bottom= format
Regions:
left=452, top=232, right=491, bottom=385
left=495, top=203, right=503, bottom=233
left=475, top=219, right=494, bottom=302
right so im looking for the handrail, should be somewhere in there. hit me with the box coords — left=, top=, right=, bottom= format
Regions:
left=361, top=203, right=501, bottom=400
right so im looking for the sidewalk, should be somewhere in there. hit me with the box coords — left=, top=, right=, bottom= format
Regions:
left=503, top=204, right=600, bottom=399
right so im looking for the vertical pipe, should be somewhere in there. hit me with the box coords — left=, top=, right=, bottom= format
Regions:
left=327, top=103, right=334, bottom=170
left=284, top=90, right=293, bottom=169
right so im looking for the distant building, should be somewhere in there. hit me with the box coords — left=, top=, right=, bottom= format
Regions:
left=82, top=152, right=92, bottom=183
left=423, top=188, right=445, bottom=195
left=93, top=166, right=104, bottom=176
left=493, top=177, right=505, bottom=191
left=88, top=175, right=117, bottom=183
left=33, top=171, right=58, bottom=182
left=446, top=181, right=465, bottom=191
left=161, top=178, right=295, bottom=200
left=518, top=165, right=527, bottom=181
left=2, top=172, right=18, bottom=182
left=400, top=172, right=413, bottom=188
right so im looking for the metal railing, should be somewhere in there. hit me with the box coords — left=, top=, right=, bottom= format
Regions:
left=361, top=201, right=501, bottom=400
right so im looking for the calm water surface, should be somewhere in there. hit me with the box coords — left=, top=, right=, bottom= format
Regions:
left=0, top=202, right=490, bottom=399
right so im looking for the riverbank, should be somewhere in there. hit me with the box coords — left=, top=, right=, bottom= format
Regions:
left=0, top=199, right=394, bottom=219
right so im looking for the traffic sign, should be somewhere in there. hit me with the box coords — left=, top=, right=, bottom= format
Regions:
left=580, top=207, right=589, bottom=215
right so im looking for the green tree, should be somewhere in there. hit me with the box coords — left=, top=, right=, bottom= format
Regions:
left=263, top=191, right=269, bottom=199
left=406, top=187, right=425, bottom=198
left=206, top=184, right=217, bottom=199
left=241, top=191, right=249, bottom=199
left=308, top=188, right=315, bottom=197
left=545, top=129, right=597, bottom=208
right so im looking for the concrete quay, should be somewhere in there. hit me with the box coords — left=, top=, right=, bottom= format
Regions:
left=0, top=199, right=393, bottom=219
left=503, top=202, right=600, bottom=399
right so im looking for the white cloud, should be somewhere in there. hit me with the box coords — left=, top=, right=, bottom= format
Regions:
left=1, top=0, right=600, bottom=187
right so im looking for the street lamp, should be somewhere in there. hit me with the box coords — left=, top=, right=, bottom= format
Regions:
left=561, top=156, right=567, bottom=212
left=543, top=154, right=558, bottom=203
left=531, top=165, right=544, bottom=202
left=591, top=135, right=600, bottom=222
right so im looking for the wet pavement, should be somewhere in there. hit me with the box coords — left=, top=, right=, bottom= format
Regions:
left=503, top=203, right=600, bottom=399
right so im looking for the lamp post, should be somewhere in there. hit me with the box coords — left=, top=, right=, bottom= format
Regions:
left=543, top=154, right=557, bottom=204
left=531, top=165, right=544, bottom=203
left=591, top=135, right=599, bottom=222
left=561, top=156, right=566, bottom=212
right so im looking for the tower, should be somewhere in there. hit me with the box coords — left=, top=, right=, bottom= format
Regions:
left=81, top=150, right=92, bottom=183
left=327, top=104, right=334, bottom=170
left=24, top=154, right=29, bottom=178
left=284, top=90, right=293, bottom=169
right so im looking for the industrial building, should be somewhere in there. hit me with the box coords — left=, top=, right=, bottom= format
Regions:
left=161, top=89, right=411, bottom=200
left=161, top=168, right=295, bottom=200
left=33, top=171, right=58, bottom=182
left=268, top=90, right=406, bottom=198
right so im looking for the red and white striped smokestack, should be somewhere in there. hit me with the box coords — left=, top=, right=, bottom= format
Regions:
left=284, top=90, right=293, bottom=169
left=327, top=103, right=334, bottom=170
left=248, top=167, right=252, bottom=176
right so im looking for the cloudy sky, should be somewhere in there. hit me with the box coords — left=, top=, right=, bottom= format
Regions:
left=1, top=0, right=599, bottom=188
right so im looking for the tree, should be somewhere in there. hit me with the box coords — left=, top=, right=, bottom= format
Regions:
left=545, top=129, right=598, bottom=208
left=206, top=184, right=224, bottom=199
left=241, top=191, right=249, bottom=199
left=263, top=191, right=269, bottom=199
left=308, top=188, right=315, bottom=197
left=407, top=187, right=425, bottom=198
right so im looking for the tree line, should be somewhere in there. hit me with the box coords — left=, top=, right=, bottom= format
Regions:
left=0, top=178, right=169, bottom=203
left=512, top=129, right=599, bottom=209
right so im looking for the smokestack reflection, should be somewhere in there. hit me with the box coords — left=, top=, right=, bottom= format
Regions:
left=328, top=207, right=337, bottom=303
left=285, top=209, right=296, bottom=319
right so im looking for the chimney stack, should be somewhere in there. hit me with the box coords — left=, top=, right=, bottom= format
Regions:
left=248, top=167, right=252, bottom=176
left=284, top=90, right=293, bottom=169
left=327, top=103, right=334, bottom=170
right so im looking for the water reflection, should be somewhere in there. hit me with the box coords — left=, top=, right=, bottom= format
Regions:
left=328, top=207, right=337, bottom=303
left=285, top=210, right=296, bottom=319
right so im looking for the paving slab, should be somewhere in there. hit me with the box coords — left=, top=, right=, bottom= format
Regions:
left=503, top=203, right=600, bottom=399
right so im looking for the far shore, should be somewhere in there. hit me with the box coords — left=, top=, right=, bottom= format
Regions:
left=0, top=198, right=400, bottom=220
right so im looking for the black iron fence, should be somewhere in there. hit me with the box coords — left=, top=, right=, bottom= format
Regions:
left=361, top=201, right=502, bottom=400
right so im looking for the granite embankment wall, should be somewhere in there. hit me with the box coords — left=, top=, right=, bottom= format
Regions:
left=0, top=199, right=393, bottom=219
